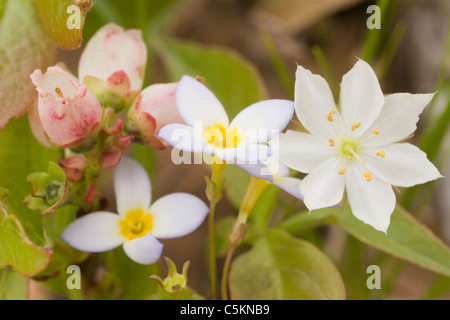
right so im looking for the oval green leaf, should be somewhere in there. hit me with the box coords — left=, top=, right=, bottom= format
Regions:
left=229, top=228, right=346, bottom=299
left=280, top=205, right=450, bottom=278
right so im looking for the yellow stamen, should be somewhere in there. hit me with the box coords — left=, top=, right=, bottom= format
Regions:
left=373, top=129, right=379, bottom=135
left=363, top=172, right=372, bottom=182
left=351, top=121, right=361, bottom=131
left=329, top=139, right=335, bottom=147
left=327, top=109, right=337, bottom=122
left=337, top=165, right=347, bottom=175
left=376, top=151, right=385, bottom=158
left=119, top=208, right=153, bottom=241
left=54, top=87, right=64, bottom=98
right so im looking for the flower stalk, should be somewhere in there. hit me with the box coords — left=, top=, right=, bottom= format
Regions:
left=221, top=176, right=270, bottom=300
left=205, top=158, right=226, bottom=300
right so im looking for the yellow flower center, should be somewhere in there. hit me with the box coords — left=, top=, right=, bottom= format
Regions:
left=337, top=136, right=361, bottom=159
left=119, top=208, right=153, bottom=241
left=203, top=124, right=243, bottom=149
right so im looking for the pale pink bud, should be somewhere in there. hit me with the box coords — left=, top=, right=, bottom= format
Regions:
left=30, top=66, right=103, bottom=149
left=78, top=23, right=147, bottom=91
left=125, top=82, right=185, bottom=150
left=28, top=99, right=53, bottom=148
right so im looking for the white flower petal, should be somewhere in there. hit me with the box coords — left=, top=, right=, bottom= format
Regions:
left=363, top=93, right=435, bottom=146
left=300, top=157, right=346, bottom=210
left=235, top=155, right=289, bottom=182
left=158, top=123, right=210, bottom=154
left=346, top=162, right=395, bottom=233
left=229, top=99, right=294, bottom=144
left=215, top=144, right=271, bottom=164
left=122, top=233, right=163, bottom=265
left=176, top=75, right=229, bottom=128
left=61, top=211, right=123, bottom=252
left=294, top=65, right=344, bottom=138
left=150, top=193, right=209, bottom=239
left=235, top=162, right=274, bottom=181
left=362, top=143, right=442, bottom=187
left=340, top=59, right=384, bottom=135
left=274, top=177, right=304, bottom=200
left=274, top=130, right=333, bottom=173
left=114, top=156, right=152, bottom=216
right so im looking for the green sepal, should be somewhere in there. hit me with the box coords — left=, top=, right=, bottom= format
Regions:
left=24, top=162, right=71, bottom=215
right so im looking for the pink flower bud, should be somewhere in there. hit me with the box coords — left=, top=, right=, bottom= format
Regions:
left=125, top=82, right=185, bottom=150
left=78, top=23, right=147, bottom=91
left=30, top=66, right=103, bottom=149
left=28, top=99, right=53, bottom=148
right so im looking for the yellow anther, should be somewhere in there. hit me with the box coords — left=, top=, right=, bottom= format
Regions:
left=337, top=165, right=347, bottom=175
left=376, top=151, right=385, bottom=158
left=327, top=109, right=337, bottom=122
left=373, top=129, right=379, bottom=135
left=329, top=139, right=335, bottom=147
left=54, top=87, right=64, bottom=98
left=351, top=121, right=361, bottom=131
left=363, top=172, right=372, bottom=182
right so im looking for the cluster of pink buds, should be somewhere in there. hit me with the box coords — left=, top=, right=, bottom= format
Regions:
left=30, top=23, right=181, bottom=155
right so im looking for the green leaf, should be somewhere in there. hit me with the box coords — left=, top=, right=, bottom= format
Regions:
left=0, top=0, right=6, bottom=21
left=105, top=247, right=160, bottom=300
left=0, top=0, right=55, bottom=128
left=156, top=38, right=267, bottom=119
left=0, top=195, right=51, bottom=277
left=338, top=206, right=450, bottom=278
left=35, top=0, right=89, bottom=50
left=282, top=205, right=450, bottom=278
left=0, top=267, right=28, bottom=300
left=229, top=229, right=345, bottom=299
left=280, top=209, right=338, bottom=235
left=0, top=116, right=60, bottom=247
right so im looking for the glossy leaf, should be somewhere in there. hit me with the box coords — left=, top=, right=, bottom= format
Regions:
left=229, top=229, right=345, bottom=299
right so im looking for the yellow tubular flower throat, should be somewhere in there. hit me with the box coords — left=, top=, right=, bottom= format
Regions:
left=203, top=124, right=243, bottom=149
left=120, top=208, right=153, bottom=241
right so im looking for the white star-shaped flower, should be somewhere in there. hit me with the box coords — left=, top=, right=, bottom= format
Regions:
left=275, top=59, right=442, bottom=232
left=61, top=156, right=209, bottom=264
left=158, top=75, right=294, bottom=164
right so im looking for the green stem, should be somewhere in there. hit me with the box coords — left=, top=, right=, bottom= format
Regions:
left=221, top=176, right=270, bottom=300
left=206, top=160, right=226, bottom=300
left=221, top=243, right=236, bottom=301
